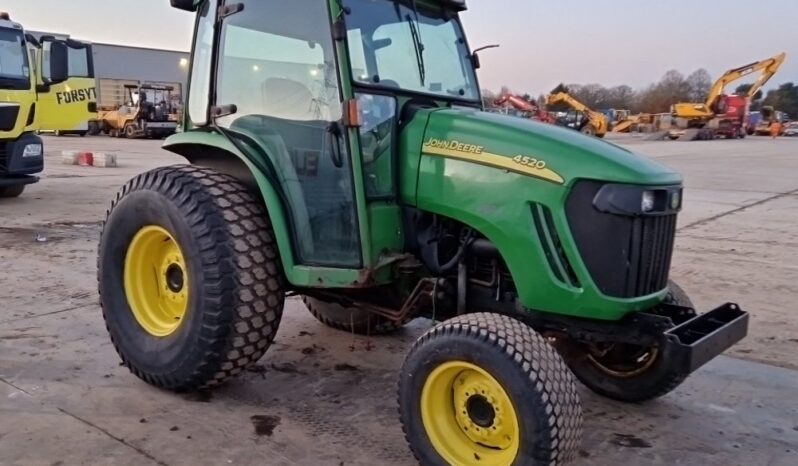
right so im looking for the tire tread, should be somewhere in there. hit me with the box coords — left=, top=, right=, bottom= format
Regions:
left=98, top=165, right=284, bottom=391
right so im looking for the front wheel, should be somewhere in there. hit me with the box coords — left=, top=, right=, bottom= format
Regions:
left=580, top=125, right=595, bottom=137
left=399, top=313, right=582, bottom=466
left=0, top=185, right=25, bottom=198
left=565, top=280, right=693, bottom=402
left=98, top=165, right=285, bottom=391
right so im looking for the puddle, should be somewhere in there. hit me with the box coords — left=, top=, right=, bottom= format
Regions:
left=251, top=414, right=281, bottom=436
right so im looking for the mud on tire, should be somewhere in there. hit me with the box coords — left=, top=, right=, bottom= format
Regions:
left=399, top=312, right=583, bottom=466
left=98, top=165, right=285, bottom=391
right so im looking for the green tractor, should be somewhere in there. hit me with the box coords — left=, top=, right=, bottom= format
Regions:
left=97, top=0, right=749, bottom=464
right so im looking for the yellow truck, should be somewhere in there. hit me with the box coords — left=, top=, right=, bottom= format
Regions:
left=0, top=13, right=70, bottom=198
left=34, top=36, right=97, bottom=137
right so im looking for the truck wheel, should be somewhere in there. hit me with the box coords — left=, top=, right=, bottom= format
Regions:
left=98, top=165, right=285, bottom=391
left=566, top=280, right=693, bottom=403
left=88, top=121, right=100, bottom=136
left=0, top=185, right=25, bottom=198
left=124, top=124, right=137, bottom=138
left=580, top=125, right=595, bottom=137
left=399, top=313, right=582, bottom=466
left=301, top=297, right=404, bottom=335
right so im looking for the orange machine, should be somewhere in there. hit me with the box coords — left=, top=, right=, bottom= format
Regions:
left=494, top=94, right=555, bottom=124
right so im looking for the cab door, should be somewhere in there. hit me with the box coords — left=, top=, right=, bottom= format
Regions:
left=37, top=38, right=96, bottom=134
left=210, top=0, right=363, bottom=268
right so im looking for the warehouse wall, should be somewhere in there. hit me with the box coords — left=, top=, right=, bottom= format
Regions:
left=92, top=43, right=189, bottom=88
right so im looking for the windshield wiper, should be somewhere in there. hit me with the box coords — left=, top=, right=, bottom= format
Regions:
left=405, top=13, right=426, bottom=86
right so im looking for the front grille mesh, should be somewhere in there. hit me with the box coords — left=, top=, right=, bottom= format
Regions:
left=566, top=180, right=677, bottom=298
left=628, top=214, right=677, bottom=296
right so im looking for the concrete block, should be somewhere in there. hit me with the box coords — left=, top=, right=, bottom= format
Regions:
left=92, top=152, right=118, bottom=168
left=61, top=150, right=80, bottom=165
left=77, top=152, right=94, bottom=166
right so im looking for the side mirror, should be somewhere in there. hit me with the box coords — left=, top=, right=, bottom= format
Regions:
left=171, top=0, right=201, bottom=12
left=471, top=44, right=500, bottom=70
left=47, top=41, right=69, bottom=84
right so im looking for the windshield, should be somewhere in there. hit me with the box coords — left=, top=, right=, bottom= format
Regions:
left=344, top=0, right=479, bottom=101
left=0, top=27, right=30, bottom=88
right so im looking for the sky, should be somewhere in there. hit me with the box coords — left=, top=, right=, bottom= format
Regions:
left=4, top=0, right=797, bottom=95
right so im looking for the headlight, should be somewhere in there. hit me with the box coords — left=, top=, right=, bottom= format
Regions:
left=670, top=190, right=682, bottom=210
left=22, top=143, right=43, bottom=158
left=641, top=191, right=655, bottom=213
left=593, top=184, right=683, bottom=216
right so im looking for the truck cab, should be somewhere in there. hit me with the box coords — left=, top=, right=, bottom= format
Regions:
left=35, top=37, right=98, bottom=137
left=0, top=13, right=68, bottom=198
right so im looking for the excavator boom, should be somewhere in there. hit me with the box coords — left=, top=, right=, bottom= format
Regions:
left=674, top=53, right=786, bottom=120
left=494, top=94, right=554, bottom=123
left=545, top=92, right=608, bottom=137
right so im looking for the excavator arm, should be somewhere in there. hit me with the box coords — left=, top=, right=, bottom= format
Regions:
left=674, top=53, right=786, bottom=120
left=738, top=53, right=786, bottom=100
left=545, top=92, right=608, bottom=136
left=494, top=94, right=554, bottom=123
left=495, top=94, right=539, bottom=113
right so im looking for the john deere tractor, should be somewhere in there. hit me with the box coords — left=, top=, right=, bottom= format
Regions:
left=98, top=1, right=749, bottom=464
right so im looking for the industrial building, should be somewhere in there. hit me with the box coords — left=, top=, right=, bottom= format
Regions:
left=32, top=31, right=189, bottom=108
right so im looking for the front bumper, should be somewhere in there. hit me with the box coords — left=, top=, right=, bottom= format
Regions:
left=1, top=133, right=44, bottom=176
left=661, top=303, right=749, bottom=373
left=530, top=301, right=749, bottom=375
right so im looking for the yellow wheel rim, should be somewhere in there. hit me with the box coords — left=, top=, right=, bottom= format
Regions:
left=123, top=225, right=189, bottom=337
left=421, top=361, right=520, bottom=466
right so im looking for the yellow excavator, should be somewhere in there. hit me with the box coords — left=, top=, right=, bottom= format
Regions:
left=545, top=92, right=608, bottom=138
left=671, top=53, right=786, bottom=139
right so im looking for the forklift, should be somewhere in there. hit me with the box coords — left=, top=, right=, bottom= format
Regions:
left=97, top=1, right=750, bottom=464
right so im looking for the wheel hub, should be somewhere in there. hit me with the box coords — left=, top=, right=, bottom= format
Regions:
left=165, top=263, right=185, bottom=293
left=124, top=226, right=189, bottom=337
left=421, top=361, right=519, bottom=466
left=466, top=394, right=496, bottom=428
left=587, top=344, right=659, bottom=378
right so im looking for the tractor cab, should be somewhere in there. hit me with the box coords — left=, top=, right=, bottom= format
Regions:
left=170, top=0, right=478, bottom=278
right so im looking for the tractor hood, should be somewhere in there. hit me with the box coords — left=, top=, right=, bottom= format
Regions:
left=420, top=107, right=681, bottom=187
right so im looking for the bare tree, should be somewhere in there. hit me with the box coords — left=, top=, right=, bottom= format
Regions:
left=686, top=69, right=713, bottom=102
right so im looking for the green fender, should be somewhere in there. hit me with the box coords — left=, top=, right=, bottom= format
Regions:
left=163, top=130, right=364, bottom=288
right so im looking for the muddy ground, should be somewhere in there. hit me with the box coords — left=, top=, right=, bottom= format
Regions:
left=1, top=134, right=796, bottom=465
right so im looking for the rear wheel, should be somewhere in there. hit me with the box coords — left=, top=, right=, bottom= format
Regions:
left=124, top=124, right=137, bottom=138
left=302, top=296, right=405, bottom=335
left=98, top=165, right=285, bottom=391
left=0, top=185, right=25, bottom=198
left=399, top=313, right=582, bottom=466
left=580, top=125, right=595, bottom=137
left=566, top=280, right=693, bottom=402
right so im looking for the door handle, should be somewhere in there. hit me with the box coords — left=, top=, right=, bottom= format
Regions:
left=326, top=121, right=344, bottom=168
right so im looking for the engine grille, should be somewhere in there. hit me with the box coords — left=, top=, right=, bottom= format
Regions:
left=566, top=180, right=677, bottom=298
left=0, top=105, right=20, bottom=132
